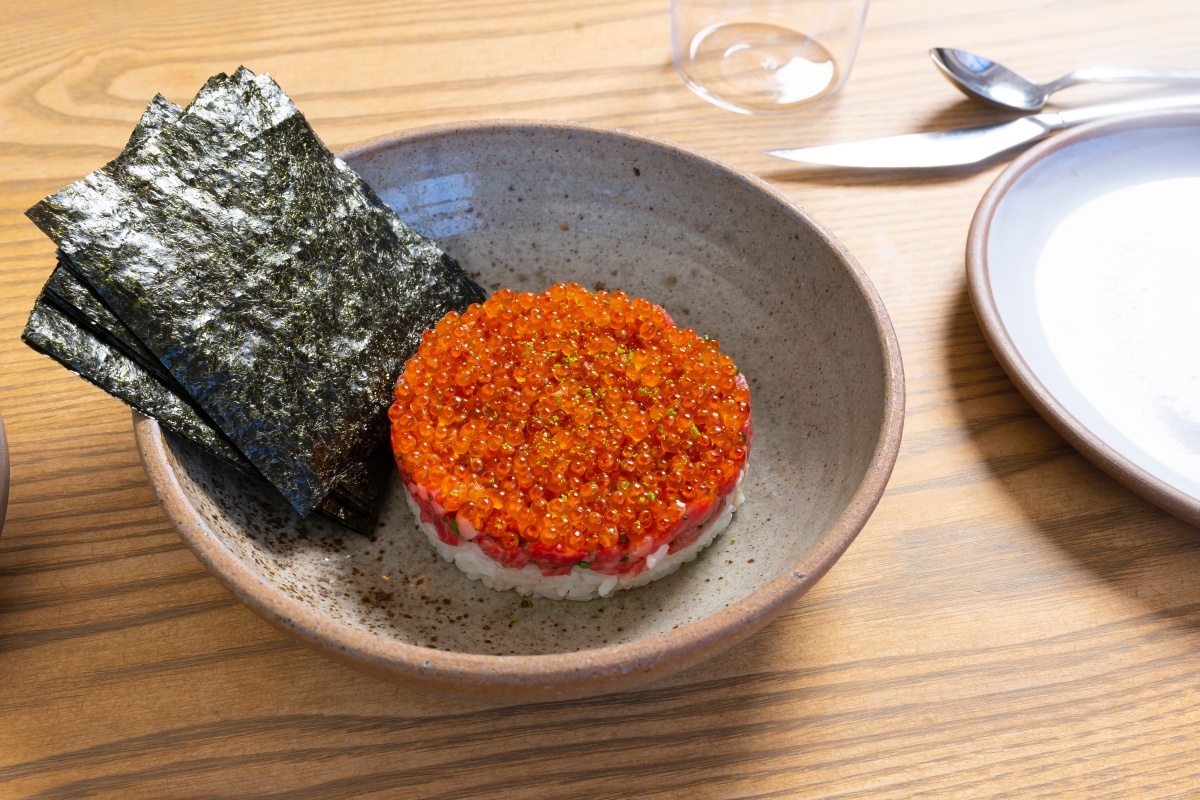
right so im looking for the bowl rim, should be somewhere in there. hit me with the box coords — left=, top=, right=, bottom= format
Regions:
left=965, top=109, right=1200, bottom=529
left=134, top=118, right=905, bottom=698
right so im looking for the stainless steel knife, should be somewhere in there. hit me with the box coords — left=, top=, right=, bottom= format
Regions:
left=765, top=92, right=1200, bottom=168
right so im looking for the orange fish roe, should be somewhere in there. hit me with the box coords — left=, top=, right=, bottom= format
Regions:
left=388, top=282, right=751, bottom=562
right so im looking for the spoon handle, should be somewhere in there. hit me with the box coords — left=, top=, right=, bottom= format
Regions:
left=1052, top=66, right=1200, bottom=92
left=1047, top=91, right=1200, bottom=128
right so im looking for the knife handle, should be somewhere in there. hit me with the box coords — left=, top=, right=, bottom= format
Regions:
left=1049, top=92, right=1200, bottom=129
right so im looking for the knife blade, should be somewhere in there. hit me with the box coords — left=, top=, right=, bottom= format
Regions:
left=765, top=92, right=1200, bottom=168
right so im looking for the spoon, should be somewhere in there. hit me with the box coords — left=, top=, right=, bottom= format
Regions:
left=930, top=48, right=1200, bottom=111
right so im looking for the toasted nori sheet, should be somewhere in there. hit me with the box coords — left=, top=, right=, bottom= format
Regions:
left=27, top=67, right=484, bottom=518
left=39, top=97, right=188, bottom=392
left=43, top=257, right=185, bottom=393
left=24, top=291, right=384, bottom=530
left=23, top=97, right=250, bottom=467
left=23, top=295, right=252, bottom=468
left=126, top=93, right=184, bottom=150
left=21, top=93, right=399, bottom=532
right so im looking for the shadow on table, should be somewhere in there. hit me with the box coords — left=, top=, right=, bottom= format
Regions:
left=758, top=163, right=995, bottom=188
left=943, top=282, right=1200, bottom=627
left=1, top=614, right=821, bottom=798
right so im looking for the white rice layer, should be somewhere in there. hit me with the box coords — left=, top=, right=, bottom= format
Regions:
left=403, top=471, right=746, bottom=601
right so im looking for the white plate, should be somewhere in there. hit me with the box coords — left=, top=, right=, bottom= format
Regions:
left=968, top=110, right=1200, bottom=526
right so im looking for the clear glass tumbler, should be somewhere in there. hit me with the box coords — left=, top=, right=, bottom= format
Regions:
left=671, top=0, right=869, bottom=114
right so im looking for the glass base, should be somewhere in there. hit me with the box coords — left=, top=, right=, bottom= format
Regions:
left=678, top=22, right=841, bottom=114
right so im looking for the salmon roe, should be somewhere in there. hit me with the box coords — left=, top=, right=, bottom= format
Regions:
left=388, top=283, right=751, bottom=555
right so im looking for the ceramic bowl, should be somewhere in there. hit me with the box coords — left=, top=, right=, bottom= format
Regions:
left=0, top=411, right=8, bottom=538
left=135, top=121, right=904, bottom=701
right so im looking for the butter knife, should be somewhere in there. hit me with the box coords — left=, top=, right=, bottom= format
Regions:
left=765, top=92, right=1200, bottom=168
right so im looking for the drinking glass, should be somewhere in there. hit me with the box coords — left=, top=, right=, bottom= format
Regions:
left=671, top=0, right=869, bottom=114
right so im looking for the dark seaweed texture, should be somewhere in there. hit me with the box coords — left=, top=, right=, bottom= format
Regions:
left=43, top=258, right=183, bottom=392
left=23, top=295, right=252, bottom=468
left=25, top=67, right=484, bottom=523
left=23, top=290, right=386, bottom=528
left=22, top=97, right=249, bottom=467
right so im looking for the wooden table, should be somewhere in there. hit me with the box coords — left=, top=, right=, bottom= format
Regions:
left=3, top=1, right=1199, bottom=796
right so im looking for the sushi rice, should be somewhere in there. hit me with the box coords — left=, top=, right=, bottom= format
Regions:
left=403, top=469, right=746, bottom=601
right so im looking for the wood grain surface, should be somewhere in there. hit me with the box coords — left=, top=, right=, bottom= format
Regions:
left=3, top=1, right=1200, bottom=797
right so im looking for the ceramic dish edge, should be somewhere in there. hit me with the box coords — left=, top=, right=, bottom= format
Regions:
left=966, top=110, right=1200, bottom=528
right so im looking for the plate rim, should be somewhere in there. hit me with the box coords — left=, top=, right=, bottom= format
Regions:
left=134, top=118, right=906, bottom=699
left=966, top=108, right=1200, bottom=529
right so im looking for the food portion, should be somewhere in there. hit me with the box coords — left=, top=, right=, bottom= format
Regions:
left=22, top=68, right=485, bottom=531
left=23, top=68, right=753, bottom=611
left=389, top=283, right=752, bottom=600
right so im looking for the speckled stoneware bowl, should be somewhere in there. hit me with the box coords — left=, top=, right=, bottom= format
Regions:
left=134, top=121, right=904, bottom=701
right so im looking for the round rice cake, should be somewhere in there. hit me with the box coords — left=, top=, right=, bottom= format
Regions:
left=388, top=282, right=752, bottom=600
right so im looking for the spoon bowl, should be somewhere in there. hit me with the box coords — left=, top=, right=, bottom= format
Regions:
left=930, top=48, right=1200, bottom=112
left=930, top=48, right=1047, bottom=111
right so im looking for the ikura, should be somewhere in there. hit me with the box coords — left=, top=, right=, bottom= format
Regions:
left=388, top=282, right=751, bottom=558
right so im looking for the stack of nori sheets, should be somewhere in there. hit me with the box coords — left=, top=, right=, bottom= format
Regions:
left=22, top=68, right=485, bottom=533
